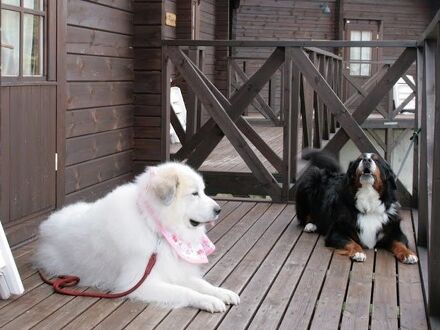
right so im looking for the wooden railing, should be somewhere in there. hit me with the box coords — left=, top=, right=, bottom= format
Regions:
left=161, top=10, right=440, bottom=322
left=162, top=39, right=417, bottom=203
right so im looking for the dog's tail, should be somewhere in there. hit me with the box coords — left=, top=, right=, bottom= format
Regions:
left=302, top=149, right=341, bottom=174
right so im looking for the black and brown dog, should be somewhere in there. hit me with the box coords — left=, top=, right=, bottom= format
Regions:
left=295, top=150, right=418, bottom=264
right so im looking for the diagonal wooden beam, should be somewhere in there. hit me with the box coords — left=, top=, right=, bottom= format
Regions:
left=344, top=65, right=389, bottom=109
left=230, top=60, right=279, bottom=123
left=290, top=47, right=381, bottom=154
left=401, top=74, right=416, bottom=92
left=167, top=46, right=281, bottom=199
left=323, top=48, right=417, bottom=155
left=391, top=92, right=415, bottom=117
left=172, top=47, right=285, bottom=162
left=187, top=53, right=284, bottom=173
left=343, top=71, right=388, bottom=117
left=170, top=108, right=186, bottom=144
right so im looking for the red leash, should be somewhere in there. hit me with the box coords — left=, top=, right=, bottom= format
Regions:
left=38, top=253, right=157, bottom=299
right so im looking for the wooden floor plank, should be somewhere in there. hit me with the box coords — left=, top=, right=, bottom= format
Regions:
left=0, top=284, right=54, bottom=327
left=398, top=209, right=428, bottom=330
left=248, top=231, right=319, bottom=330
left=124, top=305, right=170, bottom=329
left=309, top=254, right=352, bottom=330
left=0, top=273, right=43, bottom=310
left=206, top=202, right=255, bottom=243
left=278, top=237, right=333, bottom=330
left=189, top=205, right=298, bottom=330
left=216, top=209, right=300, bottom=329
left=340, top=249, right=375, bottom=330
left=1, top=288, right=87, bottom=330
left=203, top=202, right=271, bottom=272
left=371, top=250, right=398, bottom=330
left=32, top=290, right=100, bottom=330
left=151, top=203, right=287, bottom=330
left=206, top=201, right=240, bottom=231
left=12, top=240, right=37, bottom=258
left=63, top=298, right=125, bottom=329
left=94, top=300, right=147, bottom=330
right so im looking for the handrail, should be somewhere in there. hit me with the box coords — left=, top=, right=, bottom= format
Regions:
left=162, top=39, right=418, bottom=48
left=418, top=10, right=440, bottom=43
left=229, top=48, right=343, bottom=62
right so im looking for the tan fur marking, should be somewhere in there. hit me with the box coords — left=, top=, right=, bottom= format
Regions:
left=372, top=164, right=384, bottom=194
left=336, top=240, right=364, bottom=257
left=391, top=241, right=416, bottom=262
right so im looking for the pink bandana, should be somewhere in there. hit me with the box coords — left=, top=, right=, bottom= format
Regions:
left=138, top=168, right=216, bottom=264
left=159, top=227, right=215, bottom=264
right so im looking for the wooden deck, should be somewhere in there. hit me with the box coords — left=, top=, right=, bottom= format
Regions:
left=1, top=201, right=427, bottom=329
left=171, top=125, right=288, bottom=173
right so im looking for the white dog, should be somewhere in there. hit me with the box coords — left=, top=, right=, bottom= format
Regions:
left=34, top=162, right=240, bottom=312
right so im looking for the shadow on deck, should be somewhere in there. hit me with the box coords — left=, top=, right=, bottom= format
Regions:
left=1, top=201, right=427, bottom=329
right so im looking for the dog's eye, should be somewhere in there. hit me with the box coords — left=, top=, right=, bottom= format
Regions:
left=192, top=192, right=199, bottom=196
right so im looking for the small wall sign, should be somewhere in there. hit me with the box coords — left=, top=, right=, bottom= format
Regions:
left=165, top=12, right=176, bottom=27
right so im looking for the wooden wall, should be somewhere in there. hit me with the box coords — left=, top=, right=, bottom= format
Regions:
left=343, top=0, right=434, bottom=62
left=64, top=0, right=135, bottom=204
left=132, top=0, right=175, bottom=173
left=231, top=0, right=435, bottom=111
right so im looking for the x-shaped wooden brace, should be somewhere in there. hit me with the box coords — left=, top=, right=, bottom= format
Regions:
left=293, top=47, right=416, bottom=201
left=229, top=60, right=280, bottom=124
left=167, top=46, right=285, bottom=199
left=171, top=47, right=285, bottom=170
left=321, top=47, right=417, bottom=155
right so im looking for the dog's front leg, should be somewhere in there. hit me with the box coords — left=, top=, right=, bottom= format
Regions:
left=133, top=280, right=226, bottom=313
left=183, top=277, right=240, bottom=306
left=390, top=240, right=418, bottom=264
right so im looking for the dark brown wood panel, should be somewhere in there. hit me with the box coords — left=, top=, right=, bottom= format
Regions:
left=65, top=173, right=133, bottom=204
left=62, top=0, right=135, bottom=208
left=7, top=86, right=57, bottom=222
left=65, top=128, right=133, bottom=166
left=66, top=55, right=134, bottom=81
left=66, top=105, right=134, bottom=138
left=66, top=26, right=134, bottom=58
left=67, top=0, right=134, bottom=35
left=65, top=150, right=133, bottom=194
left=67, top=82, right=134, bottom=110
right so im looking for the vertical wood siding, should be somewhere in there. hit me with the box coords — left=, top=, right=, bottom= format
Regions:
left=64, top=0, right=135, bottom=204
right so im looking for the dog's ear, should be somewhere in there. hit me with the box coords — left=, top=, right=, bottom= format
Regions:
left=346, top=160, right=357, bottom=182
left=151, top=173, right=179, bottom=206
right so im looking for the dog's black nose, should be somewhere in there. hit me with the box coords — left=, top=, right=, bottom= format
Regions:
left=214, top=207, right=221, bottom=215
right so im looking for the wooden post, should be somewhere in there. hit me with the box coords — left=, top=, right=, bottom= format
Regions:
left=428, top=23, right=440, bottom=317
left=419, top=40, right=435, bottom=248
left=282, top=49, right=292, bottom=200
left=161, top=45, right=171, bottom=161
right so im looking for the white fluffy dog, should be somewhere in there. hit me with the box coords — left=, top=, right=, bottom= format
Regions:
left=34, top=162, right=240, bottom=312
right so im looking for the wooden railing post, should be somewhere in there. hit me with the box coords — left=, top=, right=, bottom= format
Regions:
left=282, top=48, right=292, bottom=200
left=419, top=40, right=435, bottom=248
left=428, top=22, right=440, bottom=318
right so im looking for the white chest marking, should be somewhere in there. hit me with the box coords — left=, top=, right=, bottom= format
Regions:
left=355, top=185, right=390, bottom=249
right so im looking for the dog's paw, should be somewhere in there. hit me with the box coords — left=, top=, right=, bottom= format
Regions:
left=351, top=252, right=367, bottom=262
left=197, top=295, right=226, bottom=313
left=304, top=223, right=317, bottom=233
left=214, top=288, right=240, bottom=305
left=402, top=254, right=418, bottom=264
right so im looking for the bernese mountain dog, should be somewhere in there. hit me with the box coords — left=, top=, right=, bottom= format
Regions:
left=295, top=150, right=418, bottom=264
